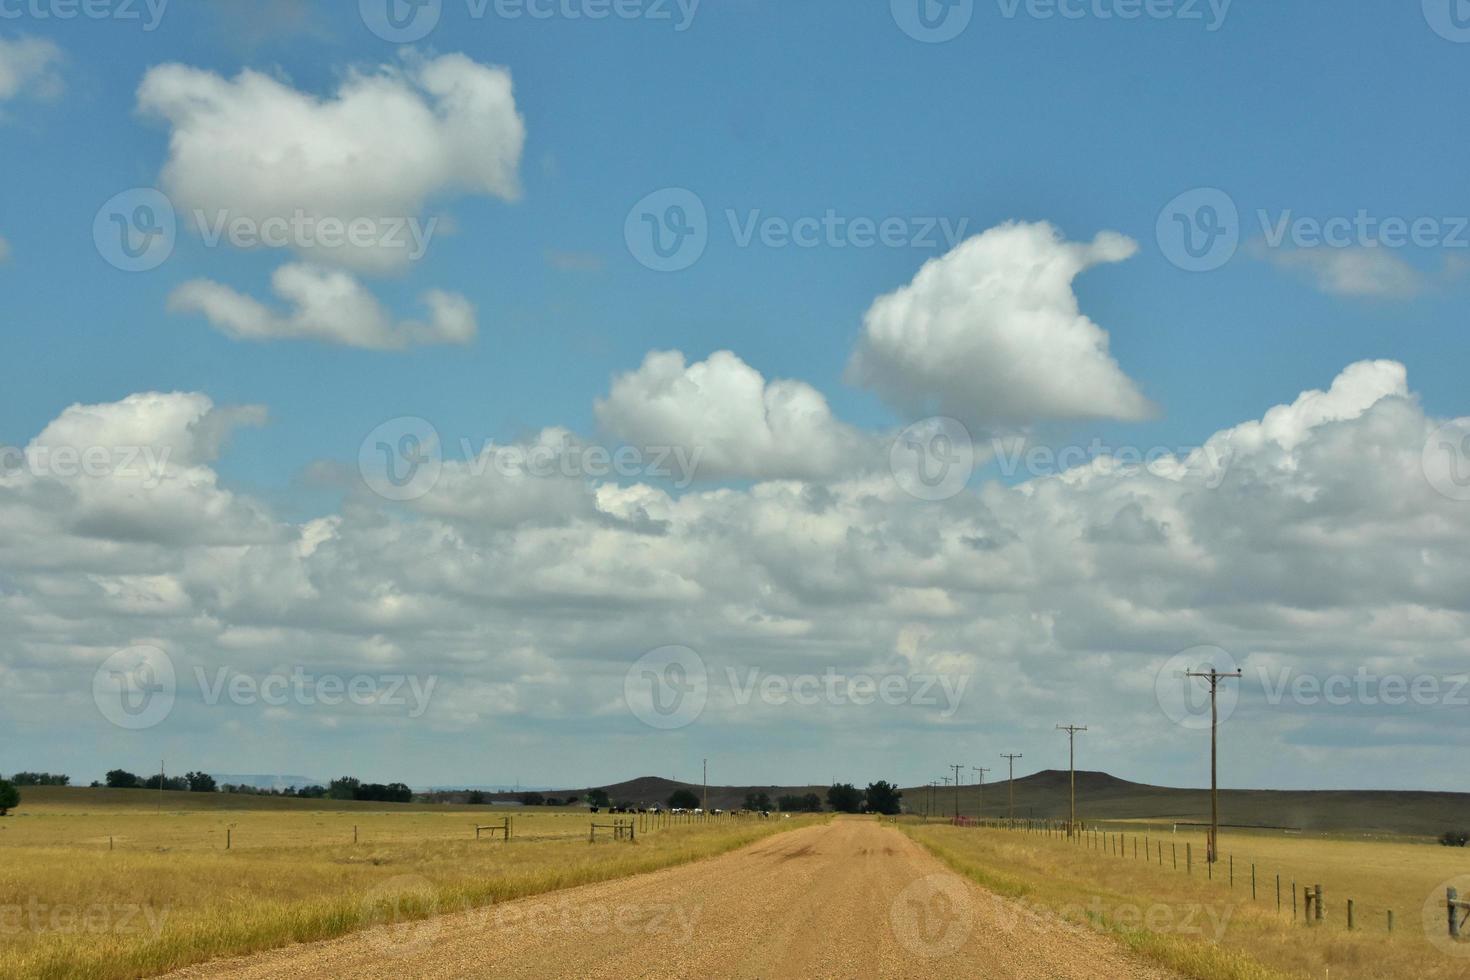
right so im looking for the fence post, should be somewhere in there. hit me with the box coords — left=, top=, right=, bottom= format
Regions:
left=1387, top=909, right=1393, bottom=932
left=1347, top=899, right=1354, bottom=930
left=1187, top=842, right=1191, bottom=875
left=1315, top=884, right=1324, bottom=923
left=226, top=828, right=231, bottom=850
left=1251, top=862, right=1255, bottom=900
left=1450, top=887, right=1460, bottom=940
left=354, top=825, right=358, bottom=845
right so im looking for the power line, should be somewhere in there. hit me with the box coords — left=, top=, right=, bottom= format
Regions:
left=1186, top=667, right=1241, bottom=863
left=972, top=766, right=990, bottom=818
left=1056, top=725, right=1087, bottom=837
left=1001, top=753, right=1023, bottom=825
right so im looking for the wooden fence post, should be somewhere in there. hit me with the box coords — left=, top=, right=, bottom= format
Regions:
left=1187, top=842, right=1191, bottom=875
left=1387, top=909, right=1393, bottom=933
left=1314, top=884, right=1324, bottom=923
left=1450, top=887, right=1460, bottom=940
left=1347, top=899, right=1355, bottom=931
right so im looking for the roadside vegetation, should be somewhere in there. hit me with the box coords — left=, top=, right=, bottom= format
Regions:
left=900, top=820, right=1470, bottom=980
left=0, top=788, right=823, bottom=979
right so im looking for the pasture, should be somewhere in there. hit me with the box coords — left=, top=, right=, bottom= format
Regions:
left=902, top=820, right=1470, bottom=979
left=0, top=788, right=815, bottom=980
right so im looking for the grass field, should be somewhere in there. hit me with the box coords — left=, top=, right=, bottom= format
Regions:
left=900, top=819, right=1470, bottom=979
left=0, top=788, right=820, bottom=979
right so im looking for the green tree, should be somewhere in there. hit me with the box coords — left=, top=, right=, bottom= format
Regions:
left=586, top=788, right=610, bottom=809
left=826, top=783, right=864, bottom=813
left=105, top=769, right=140, bottom=789
left=10, top=772, right=68, bottom=786
left=466, top=790, right=487, bottom=805
left=327, top=776, right=360, bottom=800
left=668, top=788, right=700, bottom=809
left=185, top=771, right=217, bottom=793
left=864, top=780, right=903, bottom=815
left=0, top=780, right=19, bottom=816
left=142, top=774, right=187, bottom=791
left=744, top=792, right=772, bottom=812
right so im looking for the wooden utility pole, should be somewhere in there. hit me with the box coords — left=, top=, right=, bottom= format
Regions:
left=1001, top=753, right=1023, bottom=824
left=1056, top=725, right=1087, bottom=836
left=949, top=765, right=963, bottom=818
left=1186, top=668, right=1241, bottom=862
left=972, top=767, right=990, bottom=818
left=702, top=759, right=707, bottom=813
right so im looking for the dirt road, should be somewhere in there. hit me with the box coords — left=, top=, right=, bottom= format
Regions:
left=170, top=819, right=1179, bottom=979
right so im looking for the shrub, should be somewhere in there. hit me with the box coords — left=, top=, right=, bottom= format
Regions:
left=0, top=780, right=19, bottom=816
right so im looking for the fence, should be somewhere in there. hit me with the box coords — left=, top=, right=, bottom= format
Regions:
left=589, top=818, right=636, bottom=843
left=939, top=817, right=1448, bottom=938
left=475, top=817, right=513, bottom=841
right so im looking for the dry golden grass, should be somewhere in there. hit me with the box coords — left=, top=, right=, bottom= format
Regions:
left=899, top=820, right=1470, bottom=980
left=0, top=790, right=820, bottom=979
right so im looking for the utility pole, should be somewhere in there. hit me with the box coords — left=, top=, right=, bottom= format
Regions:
left=158, top=758, right=164, bottom=814
left=972, top=767, right=990, bottom=818
left=702, top=758, right=708, bottom=813
left=949, top=765, right=963, bottom=819
left=1001, top=753, right=1023, bottom=825
left=1056, top=725, right=1087, bottom=837
left=1186, top=667, right=1241, bottom=863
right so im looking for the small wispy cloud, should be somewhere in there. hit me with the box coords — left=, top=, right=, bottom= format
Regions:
left=1257, top=244, right=1424, bottom=299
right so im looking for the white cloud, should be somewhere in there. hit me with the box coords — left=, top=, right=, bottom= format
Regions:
left=847, top=221, right=1153, bottom=425
left=137, top=52, right=524, bottom=272
left=595, top=350, right=870, bottom=481
left=7, top=362, right=1470, bottom=791
left=0, top=34, right=63, bottom=105
left=1262, top=246, right=1424, bottom=298
left=168, top=264, right=476, bottom=349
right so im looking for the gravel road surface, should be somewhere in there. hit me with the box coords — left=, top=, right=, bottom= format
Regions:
left=169, top=818, right=1180, bottom=979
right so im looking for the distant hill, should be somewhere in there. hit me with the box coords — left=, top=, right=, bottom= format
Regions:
left=901, top=770, right=1470, bottom=837
left=485, top=776, right=828, bottom=811
left=480, top=770, right=1470, bottom=836
left=208, top=774, right=322, bottom=791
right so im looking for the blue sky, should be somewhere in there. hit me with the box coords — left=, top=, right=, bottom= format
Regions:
left=3, top=1, right=1470, bottom=793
